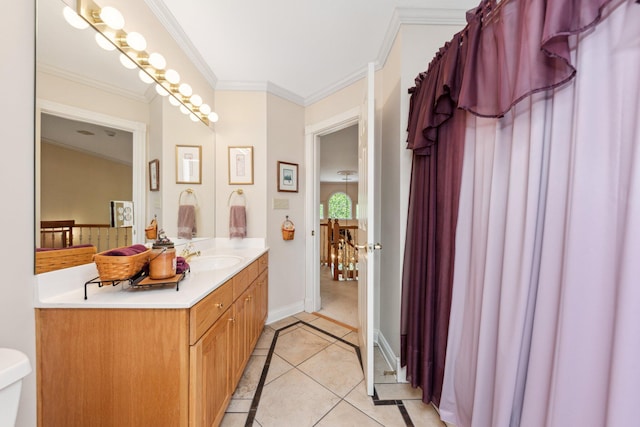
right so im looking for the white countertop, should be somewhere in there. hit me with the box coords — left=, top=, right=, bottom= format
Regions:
left=35, top=238, right=268, bottom=309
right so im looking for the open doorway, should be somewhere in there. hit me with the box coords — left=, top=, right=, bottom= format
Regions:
left=316, top=125, right=359, bottom=327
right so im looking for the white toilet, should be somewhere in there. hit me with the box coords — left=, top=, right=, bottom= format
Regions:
left=0, top=348, right=32, bottom=427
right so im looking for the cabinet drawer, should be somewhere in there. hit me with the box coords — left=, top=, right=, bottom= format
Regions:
left=232, top=260, right=259, bottom=299
left=190, top=280, right=233, bottom=345
left=258, top=252, right=268, bottom=273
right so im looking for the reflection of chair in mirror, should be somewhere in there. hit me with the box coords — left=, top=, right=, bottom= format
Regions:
left=40, top=220, right=74, bottom=248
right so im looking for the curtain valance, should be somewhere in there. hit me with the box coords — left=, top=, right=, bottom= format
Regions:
left=407, top=0, right=614, bottom=150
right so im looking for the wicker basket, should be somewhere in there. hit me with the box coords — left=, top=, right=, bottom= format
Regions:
left=281, top=216, right=295, bottom=241
left=35, top=245, right=97, bottom=274
left=93, top=247, right=151, bottom=281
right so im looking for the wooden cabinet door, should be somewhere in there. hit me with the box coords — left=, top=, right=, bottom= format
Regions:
left=230, top=295, right=248, bottom=387
left=190, top=312, right=232, bottom=427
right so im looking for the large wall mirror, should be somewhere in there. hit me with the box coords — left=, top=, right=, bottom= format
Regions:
left=36, top=0, right=150, bottom=273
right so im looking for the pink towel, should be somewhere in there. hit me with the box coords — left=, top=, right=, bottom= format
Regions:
left=177, top=205, right=197, bottom=239
left=229, top=205, right=247, bottom=238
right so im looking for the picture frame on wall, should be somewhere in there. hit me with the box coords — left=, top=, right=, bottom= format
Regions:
left=149, top=159, right=160, bottom=191
left=278, top=161, right=298, bottom=192
left=228, top=146, right=254, bottom=185
left=176, top=145, right=202, bottom=184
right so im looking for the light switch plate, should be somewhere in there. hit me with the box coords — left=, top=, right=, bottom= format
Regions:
left=273, top=198, right=289, bottom=210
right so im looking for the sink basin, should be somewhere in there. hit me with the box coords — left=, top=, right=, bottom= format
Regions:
left=188, top=255, right=243, bottom=271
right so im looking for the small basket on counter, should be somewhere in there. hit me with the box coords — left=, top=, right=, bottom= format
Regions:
left=93, top=245, right=151, bottom=282
left=281, top=216, right=295, bottom=241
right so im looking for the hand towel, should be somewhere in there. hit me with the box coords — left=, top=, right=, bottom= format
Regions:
left=177, top=205, right=197, bottom=239
left=229, top=205, right=247, bottom=238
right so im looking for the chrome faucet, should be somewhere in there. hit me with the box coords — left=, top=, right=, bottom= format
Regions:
left=181, top=243, right=201, bottom=262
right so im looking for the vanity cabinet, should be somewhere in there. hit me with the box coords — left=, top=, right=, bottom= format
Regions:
left=36, top=252, right=268, bottom=427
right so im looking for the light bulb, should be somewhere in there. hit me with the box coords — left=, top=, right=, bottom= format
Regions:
left=125, top=32, right=147, bottom=51
left=190, top=94, right=202, bottom=107
left=178, top=83, right=192, bottom=97
left=95, top=32, right=115, bottom=51
left=148, top=53, right=166, bottom=70
left=119, top=53, right=137, bottom=69
left=99, top=6, right=124, bottom=30
left=169, top=96, right=181, bottom=106
left=138, top=69, right=154, bottom=84
left=155, top=84, right=169, bottom=97
left=208, top=112, right=219, bottom=123
left=190, top=113, right=199, bottom=122
left=179, top=105, right=190, bottom=115
left=164, top=69, right=180, bottom=84
left=199, top=104, right=211, bottom=115
left=63, top=6, right=89, bottom=30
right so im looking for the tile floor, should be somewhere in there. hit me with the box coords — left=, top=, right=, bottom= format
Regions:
left=220, top=312, right=446, bottom=427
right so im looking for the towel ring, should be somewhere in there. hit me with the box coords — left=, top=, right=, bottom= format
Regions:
left=228, top=189, right=246, bottom=206
left=179, top=188, right=199, bottom=206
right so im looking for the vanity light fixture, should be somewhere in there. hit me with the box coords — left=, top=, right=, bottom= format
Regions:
left=63, top=6, right=89, bottom=30
left=148, top=53, right=166, bottom=70
left=95, top=32, right=115, bottom=51
left=119, top=53, right=137, bottom=70
left=73, top=0, right=217, bottom=126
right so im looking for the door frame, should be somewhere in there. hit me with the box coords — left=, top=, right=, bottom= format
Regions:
left=304, top=107, right=360, bottom=313
left=36, top=99, right=147, bottom=246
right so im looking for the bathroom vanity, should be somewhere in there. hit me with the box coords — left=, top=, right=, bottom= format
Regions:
left=34, top=241, right=268, bottom=427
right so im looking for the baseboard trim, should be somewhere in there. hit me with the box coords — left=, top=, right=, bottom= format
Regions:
left=266, top=301, right=305, bottom=325
left=376, top=329, right=408, bottom=383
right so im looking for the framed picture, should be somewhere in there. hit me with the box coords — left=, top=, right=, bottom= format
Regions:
left=278, top=161, right=299, bottom=192
left=228, top=146, right=254, bottom=185
left=176, top=145, right=202, bottom=184
left=148, top=159, right=160, bottom=191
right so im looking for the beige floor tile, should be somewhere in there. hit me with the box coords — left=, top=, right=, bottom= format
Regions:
left=252, top=348, right=269, bottom=356
left=307, top=316, right=353, bottom=338
left=232, top=355, right=267, bottom=399
left=267, top=316, right=300, bottom=331
left=294, top=311, right=320, bottom=322
left=300, top=324, right=338, bottom=344
left=334, top=338, right=359, bottom=353
left=375, top=383, right=423, bottom=400
left=316, top=401, right=383, bottom=427
left=220, top=412, right=248, bottom=427
left=345, top=380, right=408, bottom=427
left=255, top=327, right=276, bottom=349
left=342, top=331, right=359, bottom=346
left=402, top=400, right=445, bottom=427
left=264, top=353, right=294, bottom=384
left=255, top=369, right=341, bottom=427
left=298, top=343, right=364, bottom=397
left=226, top=398, right=252, bottom=413
left=274, top=327, right=331, bottom=366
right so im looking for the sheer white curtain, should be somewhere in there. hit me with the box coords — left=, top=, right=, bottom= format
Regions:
left=440, top=1, right=640, bottom=426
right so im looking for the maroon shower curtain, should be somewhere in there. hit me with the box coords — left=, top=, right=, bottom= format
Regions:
left=400, top=0, right=614, bottom=406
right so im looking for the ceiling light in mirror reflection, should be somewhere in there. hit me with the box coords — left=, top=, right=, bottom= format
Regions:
left=63, top=0, right=218, bottom=126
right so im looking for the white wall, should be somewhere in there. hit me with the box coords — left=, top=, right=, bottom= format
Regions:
left=214, top=91, right=268, bottom=238
left=266, top=93, right=306, bottom=320
left=1, top=2, right=37, bottom=426
left=160, top=99, right=216, bottom=238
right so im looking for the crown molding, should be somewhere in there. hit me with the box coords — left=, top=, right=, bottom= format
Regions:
left=377, top=7, right=468, bottom=71
left=216, top=81, right=305, bottom=106
left=143, top=6, right=468, bottom=107
left=305, top=7, right=468, bottom=106
left=144, top=0, right=218, bottom=90
left=37, top=62, right=149, bottom=103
